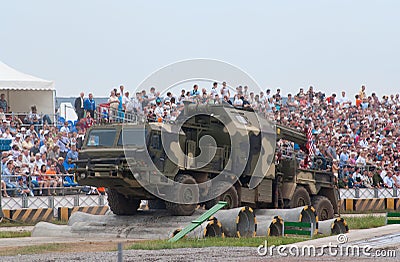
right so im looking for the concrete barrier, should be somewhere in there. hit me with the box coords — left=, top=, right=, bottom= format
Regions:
left=318, top=217, right=349, bottom=235
left=255, top=206, right=318, bottom=236
left=354, top=198, right=385, bottom=212
left=213, top=206, right=257, bottom=238
left=11, top=208, right=54, bottom=223
left=58, top=206, right=109, bottom=221
left=255, top=215, right=283, bottom=237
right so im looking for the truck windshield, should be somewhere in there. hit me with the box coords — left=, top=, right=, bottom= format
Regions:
left=117, top=128, right=146, bottom=146
left=86, top=129, right=116, bottom=147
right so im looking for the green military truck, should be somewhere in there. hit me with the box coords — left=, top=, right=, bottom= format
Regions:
left=74, top=103, right=338, bottom=220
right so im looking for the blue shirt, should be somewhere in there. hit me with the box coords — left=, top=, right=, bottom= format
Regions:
left=84, top=98, right=96, bottom=111
left=191, top=90, right=200, bottom=96
left=67, top=149, right=78, bottom=161
left=118, top=96, right=123, bottom=111
left=339, top=152, right=349, bottom=167
left=2, top=167, right=13, bottom=183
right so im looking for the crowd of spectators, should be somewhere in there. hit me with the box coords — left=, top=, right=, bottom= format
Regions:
left=0, top=119, right=80, bottom=197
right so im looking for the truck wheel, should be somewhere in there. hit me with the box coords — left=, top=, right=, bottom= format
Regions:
left=166, top=174, right=199, bottom=216
left=312, top=195, right=334, bottom=221
left=148, top=199, right=166, bottom=210
left=204, top=182, right=239, bottom=210
left=289, top=186, right=311, bottom=208
left=107, top=189, right=140, bottom=215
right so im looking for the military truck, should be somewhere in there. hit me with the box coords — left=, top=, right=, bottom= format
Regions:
left=74, top=103, right=338, bottom=220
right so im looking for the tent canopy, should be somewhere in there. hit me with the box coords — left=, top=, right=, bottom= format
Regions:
left=0, top=61, right=55, bottom=115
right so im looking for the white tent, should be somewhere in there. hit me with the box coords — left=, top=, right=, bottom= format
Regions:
left=0, top=61, right=55, bottom=115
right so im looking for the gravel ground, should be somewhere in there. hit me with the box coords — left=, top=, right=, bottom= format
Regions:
left=2, top=246, right=398, bottom=262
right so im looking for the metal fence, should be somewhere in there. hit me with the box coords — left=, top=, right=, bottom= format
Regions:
left=340, top=188, right=399, bottom=199
left=1, top=194, right=107, bottom=210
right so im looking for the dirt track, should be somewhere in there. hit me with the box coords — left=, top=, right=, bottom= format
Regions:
left=2, top=246, right=398, bottom=262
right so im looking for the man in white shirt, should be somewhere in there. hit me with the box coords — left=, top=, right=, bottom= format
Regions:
left=122, top=91, right=131, bottom=112
left=338, top=91, right=351, bottom=108
left=60, top=122, right=70, bottom=134
left=355, top=151, right=366, bottom=166
left=148, top=87, right=157, bottom=105
left=210, top=82, right=218, bottom=98
left=154, top=102, right=164, bottom=119
left=220, top=82, right=230, bottom=98
left=383, top=172, right=395, bottom=188
left=233, top=96, right=243, bottom=107
left=259, top=92, right=266, bottom=103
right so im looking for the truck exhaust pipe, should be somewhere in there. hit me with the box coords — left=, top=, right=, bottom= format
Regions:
left=213, top=206, right=256, bottom=238
left=318, top=217, right=348, bottom=235
left=255, top=205, right=318, bottom=235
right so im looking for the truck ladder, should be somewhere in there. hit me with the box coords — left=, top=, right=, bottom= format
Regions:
left=168, top=201, right=228, bottom=242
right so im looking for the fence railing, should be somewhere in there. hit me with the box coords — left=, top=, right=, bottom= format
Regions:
left=1, top=194, right=107, bottom=210
left=93, top=104, right=147, bottom=125
left=340, top=188, right=399, bottom=199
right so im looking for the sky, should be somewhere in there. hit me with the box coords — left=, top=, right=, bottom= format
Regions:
left=1, top=0, right=400, bottom=98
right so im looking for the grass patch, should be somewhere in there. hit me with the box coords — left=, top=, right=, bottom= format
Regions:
left=128, top=236, right=311, bottom=250
left=342, top=215, right=386, bottom=229
left=0, top=231, right=31, bottom=238
left=0, top=243, right=65, bottom=256
left=0, top=219, right=68, bottom=227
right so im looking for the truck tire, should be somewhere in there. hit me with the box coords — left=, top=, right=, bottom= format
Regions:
left=107, top=189, right=140, bottom=215
left=166, top=174, right=199, bottom=216
left=312, top=195, right=334, bottom=220
left=148, top=199, right=166, bottom=210
left=289, top=186, right=311, bottom=208
left=204, top=182, right=239, bottom=210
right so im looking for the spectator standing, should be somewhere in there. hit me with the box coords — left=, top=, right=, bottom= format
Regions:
left=190, top=85, right=200, bottom=97
left=210, top=82, right=218, bottom=98
left=338, top=91, right=351, bottom=108
left=359, top=85, right=366, bottom=100
left=74, top=92, right=85, bottom=120
left=108, top=90, right=119, bottom=121
left=339, top=145, right=349, bottom=167
left=0, top=94, right=7, bottom=112
left=220, top=82, right=230, bottom=99
left=84, top=93, right=96, bottom=119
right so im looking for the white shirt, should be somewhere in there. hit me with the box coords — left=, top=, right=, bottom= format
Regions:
left=122, top=96, right=130, bottom=108
left=210, top=88, right=218, bottom=98
left=221, top=87, right=230, bottom=98
left=154, top=106, right=164, bottom=118
left=338, top=96, right=350, bottom=105
left=233, top=98, right=243, bottom=107
left=383, top=176, right=394, bottom=188
left=148, top=92, right=156, bottom=105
